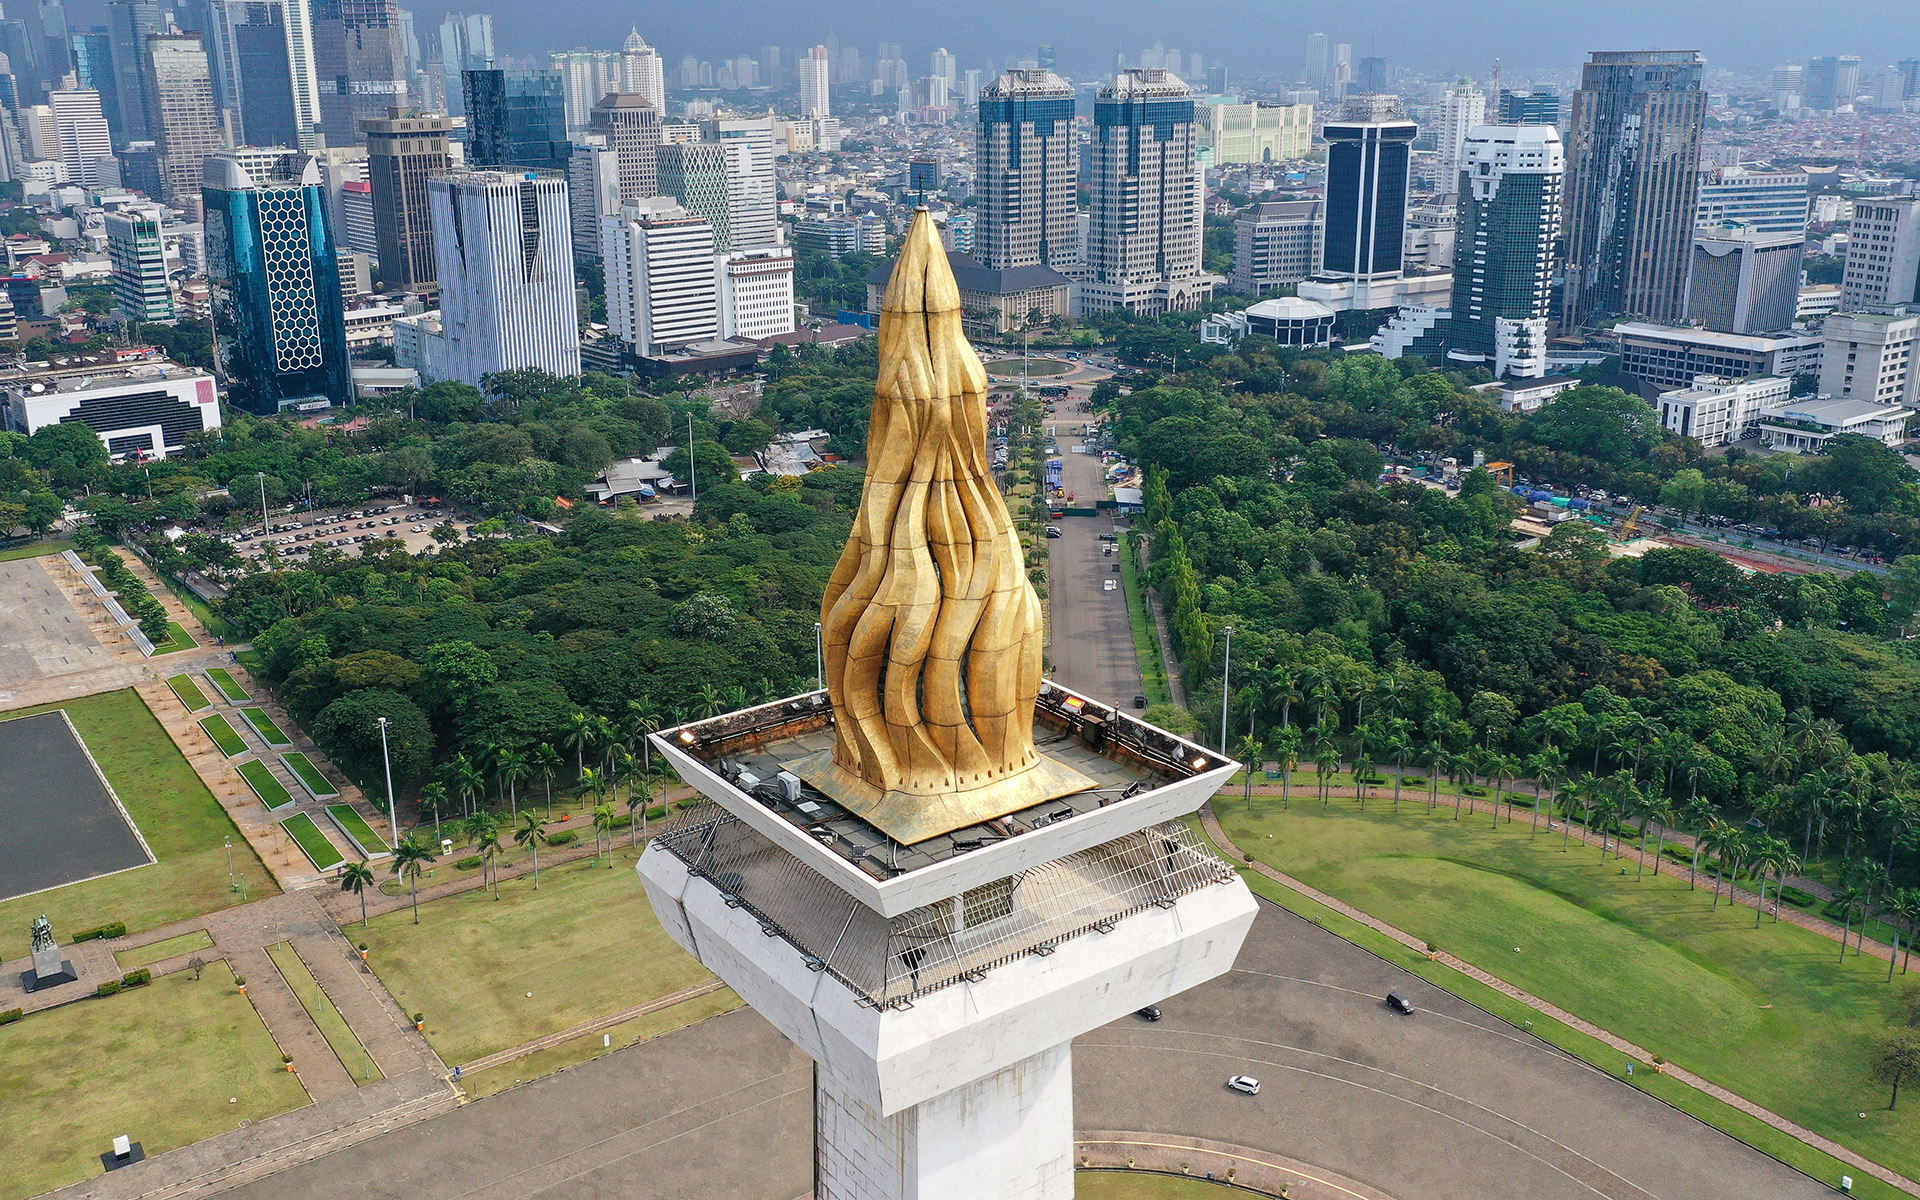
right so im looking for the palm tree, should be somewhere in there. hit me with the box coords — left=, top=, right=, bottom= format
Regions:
left=1353, top=752, right=1375, bottom=811
left=579, top=765, right=606, bottom=806
left=1385, top=726, right=1411, bottom=814
left=627, top=782, right=650, bottom=848
left=695, top=682, right=725, bottom=719
left=339, top=861, right=376, bottom=926
left=1679, top=800, right=1715, bottom=889
left=1272, top=727, right=1302, bottom=810
left=593, top=803, right=617, bottom=863
left=451, top=753, right=483, bottom=819
left=1891, top=888, right=1920, bottom=974
left=626, top=696, right=663, bottom=791
left=390, top=836, right=437, bottom=924
left=496, top=746, right=529, bottom=818
left=1314, top=749, right=1338, bottom=809
left=561, top=711, right=595, bottom=784
left=1834, top=883, right=1867, bottom=960
left=1747, top=838, right=1792, bottom=927
left=515, top=811, right=550, bottom=888
left=1558, top=779, right=1586, bottom=853
left=477, top=824, right=503, bottom=900
left=1424, top=743, right=1452, bottom=815
left=1527, top=748, right=1566, bottom=839
left=1233, top=735, right=1263, bottom=813
left=418, top=782, right=448, bottom=843
left=532, top=743, right=562, bottom=819
left=1698, top=821, right=1736, bottom=909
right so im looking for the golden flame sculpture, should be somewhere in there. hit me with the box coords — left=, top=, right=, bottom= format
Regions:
left=786, top=209, right=1093, bottom=844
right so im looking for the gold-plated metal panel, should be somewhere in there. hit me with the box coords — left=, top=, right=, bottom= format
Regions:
left=810, top=208, right=1092, bottom=843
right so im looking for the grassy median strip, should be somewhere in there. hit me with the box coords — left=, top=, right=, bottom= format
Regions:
left=283, top=752, right=337, bottom=798
left=1119, top=533, right=1172, bottom=706
left=149, top=621, right=198, bottom=655
left=198, top=713, right=249, bottom=757
left=165, top=674, right=212, bottom=711
left=205, top=668, right=251, bottom=703
left=281, top=812, right=344, bottom=871
left=237, top=759, right=295, bottom=809
left=239, top=707, right=292, bottom=746
left=114, top=928, right=214, bottom=971
left=327, top=804, right=389, bottom=855
left=264, top=941, right=382, bottom=1085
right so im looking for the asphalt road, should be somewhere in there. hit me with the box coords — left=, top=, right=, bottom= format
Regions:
left=1045, top=416, right=1141, bottom=711
left=215, top=897, right=1833, bottom=1200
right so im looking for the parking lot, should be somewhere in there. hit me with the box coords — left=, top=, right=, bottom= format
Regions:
left=226, top=502, right=471, bottom=563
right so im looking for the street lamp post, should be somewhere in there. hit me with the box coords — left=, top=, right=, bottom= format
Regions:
left=377, top=716, right=398, bottom=848
left=256, top=471, right=269, bottom=533
left=1220, top=625, right=1234, bottom=755
left=814, top=621, right=824, bottom=690
left=224, top=835, right=234, bottom=889
left=687, top=413, right=697, bottom=504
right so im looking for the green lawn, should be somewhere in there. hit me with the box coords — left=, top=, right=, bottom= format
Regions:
left=199, top=713, right=249, bottom=757
left=1119, top=536, right=1171, bottom=707
left=205, top=668, right=251, bottom=703
left=0, top=690, right=274, bottom=946
left=1076, top=1175, right=1239, bottom=1199
left=114, top=928, right=213, bottom=971
left=237, top=759, right=295, bottom=810
left=459, top=986, right=741, bottom=1099
left=327, top=804, right=388, bottom=855
left=280, top=813, right=345, bottom=871
left=238, top=707, right=291, bottom=746
left=1220, top=801, right=1920, bottom=1184
left=0, top=538, right=69, bottom=562
left=0, top=960, right=308, bottom=1197
left=264, top=941, right=381, bottom=1085
left=358, top=848, right=716, bottom=1065
left=165, top=674, right=212, bottom=711
left=149, top=621, right=199, bottom=655
left=282, top=752, right=337, bottom=798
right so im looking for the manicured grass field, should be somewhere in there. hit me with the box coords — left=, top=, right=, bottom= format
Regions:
left=357, top=848, right=715, bottom=1065
left=238, top=707, right=291, bottom=746
left=237, top=759, right=295, bottom=810
left=199, top=713, right=249, bottom=757
left=114, top=928, right=213, bottom=971
left=0, top=960, right=307, bottom=1197
left=1219, top=801, right=1920, bottom=1183
left=264, top=941, right=381, bottom=1084
left=327, top=804, right=388, bottom=855
left=165, top=674, right=212, bottom=711
left=1076, top=1174, right=1238, bottom=1199
left=148, top=621, right=199, bottom=655
left=459, top=986, right=741, bottom=1099
left=0, top=539, right=68, bottom=562
left=282, top=752, right=336, bottom=798
left=0, top=690, right=274, bottom=942
left=280, top=813, right=345, bottom=871
left=1118, top=536, right=1171, bottom=707
left=205, top=668, right=251, bottom=703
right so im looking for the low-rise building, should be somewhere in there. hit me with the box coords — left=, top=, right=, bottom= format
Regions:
left=1756, top=395, right=1914, bottom=452
left=863, top=251, right=1071, bottom=338
left=393, top=310, right=448, bottom=382
left=1228, top=200, right=1322, bottom=295
left=1820, top=310, right=1919, bottom=407
left=1199, top=296, right=1337, bottom=348
left=343, top=303, right=406, bottom=352
left=1615, top=321, right=1823, bottom=391
left=1655, top=373, right=1790, bottom=446
left=1497, top=375, right=1582, bottom=413
left=0, top=352, right=219, bottom=459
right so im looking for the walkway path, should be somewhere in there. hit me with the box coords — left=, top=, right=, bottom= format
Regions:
left=1198, top=805, right=1920, bottom=1198
left=1077, top=1130, right=1396, bottom=1199
left=454, top=979, right=731, bottom=1075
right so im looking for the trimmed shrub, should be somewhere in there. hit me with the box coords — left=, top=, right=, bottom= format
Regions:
left=96, top=980, right=122, bottom=996
left=120, top=968, right=151, bottom=987
left=1780, top=885, right=1817, bottom=908
left=72, top=921, right=127, bottom=943
left=548, top=830, right=576, bottom=846
left=453, top=855, right=483, bottom=870
left=0, top=1008, right=23, bottom=1025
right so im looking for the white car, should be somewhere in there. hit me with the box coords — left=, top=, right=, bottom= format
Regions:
left=1227, top=1075, right=1261, bottom=1095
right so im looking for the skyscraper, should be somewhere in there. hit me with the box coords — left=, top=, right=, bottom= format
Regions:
left=930, top=46, right=956, bottom=86
left=1230, top=200, right=1324, bottom=294
left=146, top=32, right=223, bottom=212
left=1079, top=67, right=1212, bottom=315
left=549, top=48, right=617, bottom=132
left=210, top=0, right=322, bottom=151
left=800, top=44, right=829, bottom=118
left=1355, top=57, right=1388, bottom=95
left=106, top=202, right=172, bottom=320
left=1804, top=55, right=1861, bottom=112
left=619, top=28, right=664, bottom=113
left=47, top=88, right=109, bottom=186
left=430, top=168, right=579, bottom=384
left=436, top=11, right=492, bottom=115
left=1305, top=33, right=1328, bottom=89
left=975, top=69, right=1076, bottom=273
left=202, top=152, right=350, bottom=412
left=360, top=107, right=450, bottom=291
left=311, top=0, right=407, bottom=146
left=1320, top=94, right=1417, bottom=286
left=566, top=143, right=620, bottom=263
left=655, top=141, right=731, bottom=251
left=1695, top=165, right=1809, bottom=235
left=1770, top=65, right=1804, bottom=112
left=1434, top=78, right=1485, bottom=192
left=702, top=115, right=776, bottom=248
left=1561, top=50, right=1706, bottom=329
left=1685, top=226, right=1803, bottom=335
left=1841, top=197, right=1920, bottom=312
left=106, top=0, right=160, bottom=142
left=1498, top=89, right=1560, bottom=126
left=602, top=197, right=716, bottom=356
left=464, top=67, right=569, bottom=170
left=589, top=91, right=661, bottom=201
left=1447, top=125, right=1564, bottom=377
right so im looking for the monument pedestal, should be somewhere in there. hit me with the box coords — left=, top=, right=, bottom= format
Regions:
left=28, top=944, right=76, bottom=990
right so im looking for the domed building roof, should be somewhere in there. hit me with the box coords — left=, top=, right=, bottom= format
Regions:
left=1245, top=296, right=1336, bottom=322
left=624, top=27, right=650, bottom=52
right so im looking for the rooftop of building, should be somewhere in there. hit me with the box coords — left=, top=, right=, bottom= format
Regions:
left=864, top=251, right=1071, bottom=298
left=1614, top=321, right=1823, bottom=351
left=1245, top=295, right=1336, bottom=321
left=0, top=351, right=205, bottom=394
left=1761, top=396, right=1915, bottom=424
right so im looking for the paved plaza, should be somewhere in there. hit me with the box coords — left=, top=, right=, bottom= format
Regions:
left=0, top=557, right=118, bottom=686
left=0, top=710, right=152, bottom=901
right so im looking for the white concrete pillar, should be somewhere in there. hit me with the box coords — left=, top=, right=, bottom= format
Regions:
left=816, top=1041, right=1076, bottom=1200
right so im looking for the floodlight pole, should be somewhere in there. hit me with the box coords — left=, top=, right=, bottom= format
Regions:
left=256, top=471, right=269, bottom=532
left=687, top=413, right=697, bottom=503
left=225, top=835, right=234, bottom=888
left=377, top=716, right=397, bottom=847
left=814, top=621, right=824, bottom=690
left=1220, top=625, right=1233, bottom=755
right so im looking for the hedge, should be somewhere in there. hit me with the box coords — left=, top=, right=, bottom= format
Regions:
left=96, top=980, right=122, bottom=996
left=454, top=855, right=483, bottom=870
left=547, top=830, right=576, bottom=846
left=1780, top=885, right=1818, bottom=908
left=120, top=968, right=151, bottom=987
left=0, top=1008, right=22, bottom=1025
left=72, top=922, right=126, bottom=943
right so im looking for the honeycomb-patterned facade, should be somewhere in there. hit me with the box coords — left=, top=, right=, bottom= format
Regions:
left=255, top=190, right=325, bottom=373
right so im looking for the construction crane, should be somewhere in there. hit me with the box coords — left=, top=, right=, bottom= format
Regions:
left=1619, top=505, right=1645, bottom=539
left=1858, top=130, right=1871, bottom=169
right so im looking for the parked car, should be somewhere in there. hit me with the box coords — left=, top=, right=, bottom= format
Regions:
left=1227, top=1075, right=1261, bottom=1095
left=1387, top=991, right=1415, bottom=1015
left=1137, top=1005, right=1161, bottom=1021
left=1045, top=526, right=1062, bottom=538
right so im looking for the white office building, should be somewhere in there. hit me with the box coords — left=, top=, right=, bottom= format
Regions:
left=800, top=45, right=831, bottom=118
left=604, top=197, right=718, bottom=356
left=47, top=89, right=112, bottom=188
left=1229, top=200, right=1323, bottom=293
left=619, top=29, right=666, bottom=114
left=703, top=116, right=778, bottom=249
left=551, top=49, right=620, bottom=132
left=430, top=169, right=580, bottom=385
left=1695, top=165, right=1809, bottom=236
left=1758, top=396, right=1914, bottom=452
left=0, top=355, right=220, bottom=459
left=1820, top=310, right=1919, bottom=406
left=105, top=203, right=173, bottom=322
left=716, top=244, right=794, bottom=340
left=1841, top=197, right=1920, bottom=312
left=1434, top=78, right=1485, bottom=190
left=393, top=310, right=449, bottom=381
left=1617, top=321, right=1824, bottom=391
left=1685, top=225, right=1804, bottom=335
left=567, top=143, right=622, bottom=263
left=1655, top=373, right=1789, bottom=446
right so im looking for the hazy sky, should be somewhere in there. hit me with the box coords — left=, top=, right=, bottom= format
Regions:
left=407, top=0, right=1919, bottom=79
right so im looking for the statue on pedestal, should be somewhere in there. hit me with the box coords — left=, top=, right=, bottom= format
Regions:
left=25, top=913, right=76, bottom=990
